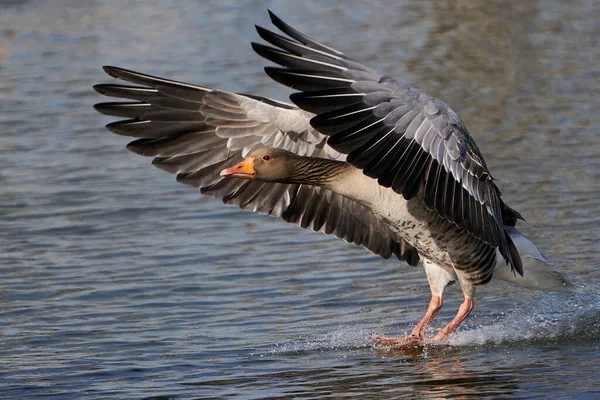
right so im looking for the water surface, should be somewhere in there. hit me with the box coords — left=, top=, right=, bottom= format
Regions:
left=0, top=1, right=599, bottom=398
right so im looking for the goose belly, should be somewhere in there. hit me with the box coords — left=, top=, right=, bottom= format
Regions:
left=371, top=188, right=454, bottom=267
left=375, top=188, right=497, bottom=284
left=333, top=170, right=497, bottom=283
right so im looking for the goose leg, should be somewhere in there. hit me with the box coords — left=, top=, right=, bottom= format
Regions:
left=432, top=272, right=475, bottom=341
left=372, top=259, right=455, bottom=347
left=431, top=297, right=474, bottom=341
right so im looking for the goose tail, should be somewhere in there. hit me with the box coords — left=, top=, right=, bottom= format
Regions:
left=493, top=227, right=573, bottom=292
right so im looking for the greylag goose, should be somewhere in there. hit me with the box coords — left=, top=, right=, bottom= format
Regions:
left=94, top=11, right=571, bottom=347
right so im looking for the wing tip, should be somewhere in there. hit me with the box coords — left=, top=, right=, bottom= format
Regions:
left=255, top=9, right=284, bottom=39
left=254, top=24, right=268, bottom=37
left=250, top=41, right=271, bottom=59
left=93, top=83, right=114, bottom=96
left=104, top=120, right=120, bottom=132
left=263, top=66, right=286, bottom=84
left=102, top=65, right=122, bottom=78
left=267, top=9, right=280, bottom=24
left=93, top=102, right=114, bottom=115
left=125, top=138, right=152, bottom=156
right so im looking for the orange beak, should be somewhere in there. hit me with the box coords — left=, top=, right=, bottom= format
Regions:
left=220, top=157, right=256, bottom=179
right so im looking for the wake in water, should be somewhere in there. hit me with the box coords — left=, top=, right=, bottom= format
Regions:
left=263, top=327, right=374, bottom=355
left=259, top=284, right=599, bottom=355
left=450, top=285, right=600, bottom=347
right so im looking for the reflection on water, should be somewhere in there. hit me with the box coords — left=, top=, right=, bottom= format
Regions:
left=0, top=0, right=598, bottom=398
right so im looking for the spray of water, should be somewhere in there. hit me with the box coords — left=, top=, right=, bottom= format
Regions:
left=261, top=283, right=599, bottom=355
left=450, top=285, right=600, bottom=347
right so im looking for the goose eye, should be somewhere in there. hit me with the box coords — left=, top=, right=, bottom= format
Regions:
left=262, top=155, right=271, bottom=161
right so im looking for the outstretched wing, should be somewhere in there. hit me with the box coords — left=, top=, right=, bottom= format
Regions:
left=94, top=66, right=419, bottom=265
left=254, top=11, right=523, bottom=274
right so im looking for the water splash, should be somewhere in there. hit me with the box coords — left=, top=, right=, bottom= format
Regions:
left=265, top=326, right=374, bottom=355
left=256, top=284, right=600, bottom=356
left=450, top=285, right=600, bottom=347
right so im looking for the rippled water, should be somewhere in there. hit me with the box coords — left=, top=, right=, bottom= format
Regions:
left=1, top=1, right=599, bottom=399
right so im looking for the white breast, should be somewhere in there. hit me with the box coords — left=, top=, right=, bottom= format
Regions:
left=330, top=167, right=454, bottom=268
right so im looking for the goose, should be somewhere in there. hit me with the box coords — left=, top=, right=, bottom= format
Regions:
left=94, top=11, right=572, bottom=347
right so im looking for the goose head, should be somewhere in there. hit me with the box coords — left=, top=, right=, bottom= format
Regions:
left=220, top=148, right=297, bottom=183
left=220, top=147, right=347, bottom=186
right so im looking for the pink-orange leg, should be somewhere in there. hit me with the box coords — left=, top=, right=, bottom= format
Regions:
left=432, top=297, right=474, bottom=341
left=373, top=295, right=443, bottom=347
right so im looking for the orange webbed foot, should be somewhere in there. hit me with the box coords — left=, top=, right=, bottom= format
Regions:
left=371, top=334, right=423, bottom=348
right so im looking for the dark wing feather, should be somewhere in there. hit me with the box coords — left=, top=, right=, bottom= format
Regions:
left=255, top=12, right=524, bottom=275
left=94, top=66, right=419, bottom=265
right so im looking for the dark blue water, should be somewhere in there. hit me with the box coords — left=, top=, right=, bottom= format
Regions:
left=1, top=1, right=599, bottom=398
